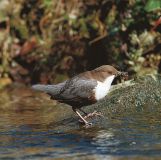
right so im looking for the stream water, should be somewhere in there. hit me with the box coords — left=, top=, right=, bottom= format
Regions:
left=0, top=85, right=161, bottom=160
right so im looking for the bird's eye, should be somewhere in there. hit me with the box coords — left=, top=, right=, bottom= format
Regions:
left=108, top=71, right=112, bottom=74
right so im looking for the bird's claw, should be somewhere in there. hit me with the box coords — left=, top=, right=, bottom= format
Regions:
left=79, top=110, right=103, bottom=125
left=86, top=122, right=92, bottom=125
left=85, top=122, right=92, bottom=128
left=83, top=110, right=103, bottom=119
left=78, top=119, right=92, bottom=126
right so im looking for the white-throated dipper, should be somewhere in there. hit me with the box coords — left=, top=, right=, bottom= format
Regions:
left=32, top=65, right=128, bottom=126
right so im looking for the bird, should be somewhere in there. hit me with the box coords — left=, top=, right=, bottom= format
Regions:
left=32, top=65, right=128, bottom=126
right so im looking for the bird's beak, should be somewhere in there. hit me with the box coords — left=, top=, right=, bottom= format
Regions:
left=115, top=71, right=128, bottom=78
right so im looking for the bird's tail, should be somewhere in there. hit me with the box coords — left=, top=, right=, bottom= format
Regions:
left=32, top=84, right=52, bottom=92
left=32, top=84, right=61, bottom=96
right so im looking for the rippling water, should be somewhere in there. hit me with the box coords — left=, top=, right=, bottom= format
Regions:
left=0, top=86, right=161, bottom=159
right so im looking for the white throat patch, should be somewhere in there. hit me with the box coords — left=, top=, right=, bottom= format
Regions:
left=94, top=75, right=115, bottom=101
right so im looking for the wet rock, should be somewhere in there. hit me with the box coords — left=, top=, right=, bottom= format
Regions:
left=51, top=74, right=161, bottom=130
left=89, top=74, right=161, bottom=114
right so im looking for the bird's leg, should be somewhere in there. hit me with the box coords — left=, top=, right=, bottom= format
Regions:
left=78, top=108, right=88, bottom=116
left=72, top=108, right=91, bottom=126
left=78, top=108, right=103, bottom=124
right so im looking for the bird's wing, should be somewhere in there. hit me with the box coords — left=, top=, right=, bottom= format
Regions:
left=32, top=76, right=98, bottom=106
left=55, top=77, right=97, bottom=106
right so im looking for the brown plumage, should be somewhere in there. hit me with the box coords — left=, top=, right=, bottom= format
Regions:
left=79, top=65, right=119, bottom=82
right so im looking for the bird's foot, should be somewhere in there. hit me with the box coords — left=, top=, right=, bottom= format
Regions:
left=79, top=111, right=103, bottom=124
left=78, top=119, right=92, bottom=127
left=85, top=122, right=92, bottom=128
left=83, top=110, right=103, bottom=119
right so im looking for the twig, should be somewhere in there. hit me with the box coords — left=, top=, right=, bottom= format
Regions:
left=89, top=32, right=108, bottom=45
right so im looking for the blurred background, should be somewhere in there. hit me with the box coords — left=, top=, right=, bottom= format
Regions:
left=0, top=0, right=160, bottom=88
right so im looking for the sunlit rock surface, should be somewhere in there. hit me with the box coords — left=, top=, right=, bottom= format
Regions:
left=90, top=74, right=161, bottom=115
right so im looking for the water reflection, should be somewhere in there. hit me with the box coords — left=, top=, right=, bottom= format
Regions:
left=0, top=86, right=161, bottom=159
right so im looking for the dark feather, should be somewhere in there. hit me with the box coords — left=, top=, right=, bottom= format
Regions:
left=32, top=77, right=97, bottom=107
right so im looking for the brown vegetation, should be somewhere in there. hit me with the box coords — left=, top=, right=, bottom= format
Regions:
left=0, top=0, right=160, bottom=88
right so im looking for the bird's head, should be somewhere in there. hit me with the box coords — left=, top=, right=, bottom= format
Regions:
left=94, top=65, right=128, bottom=79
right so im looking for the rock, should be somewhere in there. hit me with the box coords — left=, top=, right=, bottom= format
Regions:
left=88, top=74, right=161, bottom=115
left=51, top=74, right=161, bottom=130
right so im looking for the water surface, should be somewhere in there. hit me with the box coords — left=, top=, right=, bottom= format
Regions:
left=0, top=85, right=161, bottom=160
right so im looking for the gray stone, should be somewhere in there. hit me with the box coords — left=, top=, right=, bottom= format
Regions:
left=52, top=74, right=161, bottom=130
